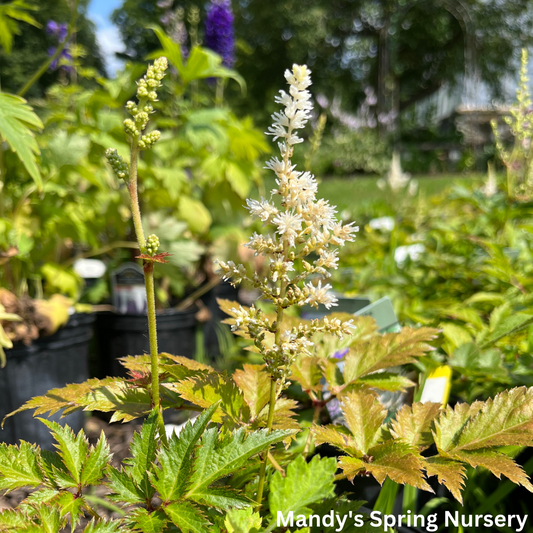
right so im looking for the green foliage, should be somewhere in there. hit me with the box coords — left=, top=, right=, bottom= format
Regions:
left=313, top=387, right=533, bottom=504
left=0, top=1, right=39, bottom=54
left=4, top=48, right=533, bottom=533
left=268, top=455, right=337, bottom=520
left=0, top=92, right=43, bottom=188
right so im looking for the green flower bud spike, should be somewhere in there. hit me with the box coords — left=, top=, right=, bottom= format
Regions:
left=106, top=57, right=169, bottom=443
left=105, top=148, right=129, bottom=181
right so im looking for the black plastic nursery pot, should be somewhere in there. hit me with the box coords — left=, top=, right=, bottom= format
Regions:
left=0, top=313, right=94, bottom=449
left=93, top=306, right=198, bottom=378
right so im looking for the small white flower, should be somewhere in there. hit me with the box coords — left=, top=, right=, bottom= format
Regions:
left=305, top=280, right=338, bottom=309
left=273, top=211, right=303, bottom=247
left=331, top=222, right=359, bottom=246
left=246, top=197, right=279, bottom=223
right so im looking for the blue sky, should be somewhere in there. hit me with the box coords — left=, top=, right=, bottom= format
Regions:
left=87, top=0, right=124, bottom=75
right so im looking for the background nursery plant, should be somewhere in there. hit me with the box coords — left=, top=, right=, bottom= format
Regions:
left=4, top=61, right=533, bottom=533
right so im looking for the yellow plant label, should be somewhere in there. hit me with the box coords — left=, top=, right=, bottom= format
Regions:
left=420, top=365, right=452, bottom=406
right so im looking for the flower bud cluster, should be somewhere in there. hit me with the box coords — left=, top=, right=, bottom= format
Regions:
left=123, top=57, right=168, bottom=149
left=139, top=130, right=161, bottom=150
left=146, top=234, right=160, bottom=256
left=105, top=149, right=129, bottom=181
left=215, top=260, right=247, bottom=285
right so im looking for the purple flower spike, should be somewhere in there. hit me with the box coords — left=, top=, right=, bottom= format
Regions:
left=204, top=0, right=235, bottom=68
left=46, top=20, right=68, bottom=42
left=332, top=348, right=349, bottom=360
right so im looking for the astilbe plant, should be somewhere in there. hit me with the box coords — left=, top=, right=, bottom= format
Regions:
left=2, top=61, right=533, bottom=533
left=492, top=48, right=533, bottom=197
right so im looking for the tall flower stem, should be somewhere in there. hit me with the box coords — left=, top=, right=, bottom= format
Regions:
left=256, top=276, right=287, bottom=506
left=127, top=138, right=167, bottom=445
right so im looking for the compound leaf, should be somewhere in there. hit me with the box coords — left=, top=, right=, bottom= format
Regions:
left=151, top=403, right=218, bottom=503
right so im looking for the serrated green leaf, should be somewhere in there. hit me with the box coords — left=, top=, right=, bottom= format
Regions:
left=224, top=507, right=262, bottom=533
left=130, top=508, right=168, bottom=533
left=124, top=410, right=158, bottom=500
left=39, top=419, right=88, bottom=485
left=391, top=402, right=441, bottom=450
left=56, top=491, right=84, bottom=530
left=186, top=428, right=294, bottom=505
left=268, top=455, right=336, bottom=521
left=189, top=486, right=252, bottom=510
left=151, top=403, right=218, bottom=503
left=0, top=509, right=31, bottom=529
left=0, top=92, right=43, bottom=188
left=0, top=441, right=43, bottom=491
left=21, top=488, right=59, bottom=507
left=164, top=501, right=209, bottom=533
left=107, top=467, right=146, bottom=505
left=39, top=449, right=75, bottom=489
left=80, top=432, right=111, bottom=486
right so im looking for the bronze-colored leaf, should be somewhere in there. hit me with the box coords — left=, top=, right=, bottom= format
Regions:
left=391, top=402, right=441, bottom=450
left=423, top=457, right=467, bottom=504
left=343, top=327, right=439, bottom=382
left=233, top=364, right=271, bottom=420
left=339, top=391, right=386, bottom=455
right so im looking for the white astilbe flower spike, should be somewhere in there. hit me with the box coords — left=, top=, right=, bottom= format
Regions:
left=214, top=64, right=360, bottom=381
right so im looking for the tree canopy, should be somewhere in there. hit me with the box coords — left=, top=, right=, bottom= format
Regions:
left=111, top=0, right=533, bottom=123
left=0, top=0, right=105, bottom=98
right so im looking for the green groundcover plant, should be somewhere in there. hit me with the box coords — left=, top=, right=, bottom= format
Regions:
left=2, top=60, right=533, bottom=533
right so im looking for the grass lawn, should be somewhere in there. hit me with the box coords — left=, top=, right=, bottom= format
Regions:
left=257, top=173, right=485, bottom=217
